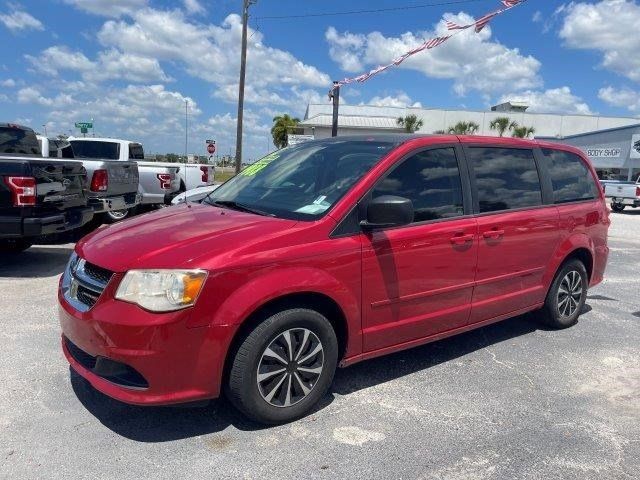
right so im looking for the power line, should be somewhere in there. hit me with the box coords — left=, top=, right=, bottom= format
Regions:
left=255, top=0, right=488, bottom=20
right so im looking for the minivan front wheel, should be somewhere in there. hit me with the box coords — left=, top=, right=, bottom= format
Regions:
left=226, top=308, right=338, bottom=424
left=539, top=259, right=588, bottom=329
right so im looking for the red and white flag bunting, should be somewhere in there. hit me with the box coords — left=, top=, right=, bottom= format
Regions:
left=331, top=0, right=526, bottom=91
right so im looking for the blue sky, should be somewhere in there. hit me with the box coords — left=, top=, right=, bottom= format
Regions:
left=1, top=0, right=640, bottom=159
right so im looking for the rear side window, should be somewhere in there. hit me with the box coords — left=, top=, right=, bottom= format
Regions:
left=540, top=149, right=599, bottom=203
left=372, top=147, right=464, bottom=222
left=71, top=141, right=119, bottom=160
left=0, top=126, right=40, bottom=155
left=129, top=144, right=144, bottom=160
left=467, top=147, right=542, bottom=213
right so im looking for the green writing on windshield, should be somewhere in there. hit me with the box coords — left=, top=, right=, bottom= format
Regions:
left=240, top=152, right=280, bottom=176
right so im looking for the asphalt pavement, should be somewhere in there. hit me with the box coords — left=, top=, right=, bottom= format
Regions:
left=1, top=211, right=639, bottom=479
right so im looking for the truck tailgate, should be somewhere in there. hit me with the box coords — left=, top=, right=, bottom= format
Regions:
left=29, top=159, right=87, bottom=211
left=106, top=161, right=139, bottom=196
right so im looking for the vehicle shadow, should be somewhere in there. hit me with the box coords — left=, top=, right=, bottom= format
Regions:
left=70, top=368, right=336, bottom=441
left=69, top=305, right=596, bottom=442
left=0, top=245, right=74, bottom=278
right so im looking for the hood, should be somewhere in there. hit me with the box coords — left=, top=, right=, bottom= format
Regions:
left=77, top=203, right=299, bottom=272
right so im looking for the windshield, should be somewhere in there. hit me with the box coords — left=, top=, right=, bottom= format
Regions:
left=204, top=139, right=398, bottom=220
left=70, top=140, right=119, bottom=160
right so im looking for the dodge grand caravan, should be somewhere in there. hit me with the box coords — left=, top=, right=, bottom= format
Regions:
left=59, top=135, right=609, bottom=424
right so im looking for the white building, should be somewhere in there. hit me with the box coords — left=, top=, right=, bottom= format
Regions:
left=300, top=102, right=638, bottom=140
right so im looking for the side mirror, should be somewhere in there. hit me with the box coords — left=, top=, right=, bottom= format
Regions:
left=361, top=195, right=414, bottom=230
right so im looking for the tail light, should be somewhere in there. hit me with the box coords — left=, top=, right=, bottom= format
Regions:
left=157, top=173, right=172, bottom=189
left=200, top=166, right=209, bottom=183
left=90, top=169, right=109, bottom=192
left=636, top=186, right=640, bottom=197
left=4, top=176, right=36, bottom=206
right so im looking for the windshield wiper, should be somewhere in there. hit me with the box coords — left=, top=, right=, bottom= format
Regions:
left=210, top=200, right=275, bottom=217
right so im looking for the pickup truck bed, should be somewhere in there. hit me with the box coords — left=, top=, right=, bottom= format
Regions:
left=0, top=155, right=93, bottom=250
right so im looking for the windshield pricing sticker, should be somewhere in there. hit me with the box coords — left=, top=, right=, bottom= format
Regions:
left=240, top=152, right=280, bottom=176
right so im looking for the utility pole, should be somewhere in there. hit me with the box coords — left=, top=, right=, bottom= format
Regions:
left=185, top=100, right=189, bottom=190
left=330, top=81, right=340, bottom=137
left=235, top=0, right=256, bottom=173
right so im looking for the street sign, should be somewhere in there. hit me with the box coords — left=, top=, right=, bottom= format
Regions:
left=75, top=122, right=93, bottom=129
left=207, top=143, right=216, bottom=154
left=80, top=127, right=88, bottom=134
left=206, top=139, right=216, bottom=145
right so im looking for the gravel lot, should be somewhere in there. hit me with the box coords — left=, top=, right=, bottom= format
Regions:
left=1, top=211, right=639, bottom=480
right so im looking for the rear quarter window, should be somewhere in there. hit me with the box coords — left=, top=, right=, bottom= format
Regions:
left=467, top=147, right=542, bottom=213
left=540, top=149, right=599, bottom=203
left=0, top=126, right=41, bottom=155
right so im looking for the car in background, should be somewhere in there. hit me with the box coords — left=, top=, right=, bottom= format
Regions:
left=0, top=124, right=93, bottom=253
left=602, top=175, right=640, bottom=212
left=69, top=138, right=181, bottom=220
left=38, top=135, right=140, bottom=223
left=170, top=184, right=220, bottom=205
left=59, top=135, right=609, bottom=424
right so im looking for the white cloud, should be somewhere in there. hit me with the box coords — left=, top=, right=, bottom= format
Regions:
left=532, top=11, right=543, bottom=23
left=0, top=6, right=44, bottom=32
left=17, top=87, right=74, bottom=107
left=1, top=78, right=16, bottom=87
left=97, top=11, right=330, bottom=90
left=560, top=0, right=640, bottom=82
left=325, top=12, right=541, bottom=96
left=183, top=0, right=204, bottom=15
left=366, top=92, right=422, bottom=108
left=497, top=87, right=593, bottom=115
left=63, top=0, right=148, bottom=17
left=26, top=45, right=169, bottom=83
left=598, top=86, right=640, bottom=113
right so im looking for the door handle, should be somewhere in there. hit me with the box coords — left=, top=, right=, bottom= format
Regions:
left=450, top=233, right=475, bottom=245
left=483, top=229, right=505, bottom=239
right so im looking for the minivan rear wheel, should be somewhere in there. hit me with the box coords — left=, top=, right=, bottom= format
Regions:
left=226, top=308, right=338, bottom=424
left=539, top=259, right=588, bottom=329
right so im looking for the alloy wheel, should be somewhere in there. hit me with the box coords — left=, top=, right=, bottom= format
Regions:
left=256, top=328, right=324, bottom=408
left=557, top=270, right=583, bottom=318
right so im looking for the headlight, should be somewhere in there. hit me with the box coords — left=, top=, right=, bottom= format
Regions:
left=115, top=270, right=208, bottom=312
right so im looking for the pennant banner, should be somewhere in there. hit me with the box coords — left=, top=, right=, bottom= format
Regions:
left=331, top=0, right=527, bottom=92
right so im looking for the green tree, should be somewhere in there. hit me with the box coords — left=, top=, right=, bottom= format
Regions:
left=165, top=153, right=179, bottom=163
left=447, top=121, right=480, bottom=135
left=396, top=114, right=424, bottom=133
left=512, top=126, right=536, bottom=138
left=489, top=117, right=518, bottom=137
left=271, top=114, right=300, bottom=149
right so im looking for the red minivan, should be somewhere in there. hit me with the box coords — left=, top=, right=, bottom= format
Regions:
left=59, top=135, right=609, bottom=423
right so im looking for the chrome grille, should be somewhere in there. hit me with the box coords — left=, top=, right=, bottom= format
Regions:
left=61, top=253, right=113, bottom=312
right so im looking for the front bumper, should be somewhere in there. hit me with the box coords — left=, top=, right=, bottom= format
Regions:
left=58, top=282, right=236, bottom=405
left=0, top=207, right=94, bottom=239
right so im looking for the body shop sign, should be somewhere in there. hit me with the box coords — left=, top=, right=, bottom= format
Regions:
left=631, top=134, right=640, bottom=159
left=586, top=147, right=622, bottom=158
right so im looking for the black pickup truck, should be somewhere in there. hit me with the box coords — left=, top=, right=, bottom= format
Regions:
left=0, top=124, right=94, bottom=253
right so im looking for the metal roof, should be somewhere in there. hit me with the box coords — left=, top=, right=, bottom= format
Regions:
left=299, top=114, right=404, bottom=130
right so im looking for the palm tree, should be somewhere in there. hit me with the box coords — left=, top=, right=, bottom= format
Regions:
left=271, top=114, right=300, bottom=149
left=447, top=121, right=480, bottom=135
left=396, top=114, right=424, bottom=133
left=489, top=117, right=518, bottom=137
left=512, top=126, right=536, bottom=138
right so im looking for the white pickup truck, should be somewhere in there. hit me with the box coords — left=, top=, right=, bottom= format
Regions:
left=68, top=137, right=181, bottom=220
left=151, top=161, right=215, bottom=191
left=603, top=176, right=640, bottom=212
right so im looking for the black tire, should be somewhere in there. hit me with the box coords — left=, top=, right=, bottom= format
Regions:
left=538, top=259, right=588, bottom=329
left=0, top=239, right=32, bottom=254
left=226, top=308, right=338, bottom=424
left=611, top=202, right=625, bottom=212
